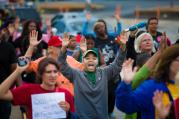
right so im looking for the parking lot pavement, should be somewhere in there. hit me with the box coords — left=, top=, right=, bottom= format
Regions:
left=10, top=106, right=22, bottom=119
left=10, top=105, right=125, bottom=119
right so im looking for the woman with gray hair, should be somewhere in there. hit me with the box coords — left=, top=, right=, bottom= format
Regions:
left=126, top=30, right=156, bottom=66
left=134, top=32, right=155, bottom=54
left=116, top=44, right=179, bottom=119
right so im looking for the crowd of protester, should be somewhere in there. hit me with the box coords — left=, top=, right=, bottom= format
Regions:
left=0, top=4, right=179, bottom=119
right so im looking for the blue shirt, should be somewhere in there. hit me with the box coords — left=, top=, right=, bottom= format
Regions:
left=115, top=79, right=171, bottom=119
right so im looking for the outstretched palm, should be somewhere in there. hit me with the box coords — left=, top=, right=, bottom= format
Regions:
left=29, top=30, right=41, bottom=46
left=116, top=31, right=128, bottom=51
left=153, top=90, right=171, bottom=119
left=114, top=5, right=121, bottom=22
left=120, top=31, right=128, bottom=45
left=80, top=36, right=87, bottom=53
left=121, top=59, right=137, bottom=84
left=62, top=32, right=70, bottom=47
left=159, top=32, right=168, bottom=52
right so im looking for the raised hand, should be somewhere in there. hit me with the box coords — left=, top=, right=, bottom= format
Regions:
left=121, top=59, right=138, bottom=84
left=62, top=32, right=70, bottom=48
left=29, top=30, right=41, bottom=47
left=80, top=36, right=87, bottom=53
left=153, top=90, right=171, bottom=119
left=86, top=12, right=91, bottom=21
left=129, top=28, right=138, bottom=38
left=159, top=32, right=168, bottom=52
left=114, top=5, right=121, bottom=22
left=115, top=30, right=128, bottom=51
left=120, top=31, right=128, bottom=45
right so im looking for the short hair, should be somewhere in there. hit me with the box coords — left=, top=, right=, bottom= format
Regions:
left=37, top=58, right=59, bottom=83
left=85, top=34, right=95, bottom=41
left=69, top=35, right=75, bottom=39
left=147, top=17, right=158, bottom=24
left=154, top=45, right=179, bottom=82
left=146, top=17, right=159, bottom=30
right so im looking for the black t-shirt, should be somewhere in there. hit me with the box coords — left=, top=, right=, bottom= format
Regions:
left=152, top=31, right=162, bottom=42
left=14, top=36, right=47, bottom=60
left=95, top=35, right=119, bottom=65
left=151, top=31, right=162, bottom=50
left=0, top=41, right=17, bottom=83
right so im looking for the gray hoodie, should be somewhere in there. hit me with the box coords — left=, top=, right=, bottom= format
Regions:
left=58, top=49, right=126, bottom=119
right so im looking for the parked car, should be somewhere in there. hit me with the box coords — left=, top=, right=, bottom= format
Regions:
left=51, top=12, right=96, bottom=36
left=51, top=12, right=115, bottom=36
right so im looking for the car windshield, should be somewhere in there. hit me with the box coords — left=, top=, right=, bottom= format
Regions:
left=69, top=20, right=94, bottom=33
left=53, top=21, right=66, bottom=33
left=53, top=19, right=95, bottom=35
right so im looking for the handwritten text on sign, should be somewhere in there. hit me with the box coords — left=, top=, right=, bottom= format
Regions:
left=31, top=92, right=66, bottom=119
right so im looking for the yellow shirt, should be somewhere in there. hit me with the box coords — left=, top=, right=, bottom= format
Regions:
left=156, top=83, right=179, bottom=119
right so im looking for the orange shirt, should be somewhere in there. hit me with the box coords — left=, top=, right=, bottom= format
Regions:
left=27, top=56, right=84, bottom=96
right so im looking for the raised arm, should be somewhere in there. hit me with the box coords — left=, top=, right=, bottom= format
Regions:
left=153, top=90, right=171, bottom=119
left=82, top=12, right=94, bottom=36
left=72, top=50, right=81, bottom=61
left=72, top=36, right=87, bottom=62
left=126, top=29, right=138, bottom=60
left=132, top=50, right=161, bottom=89
left=110, top=6, right=122, bottom=37
left=104, top=31, right=127, bottom=79
left=0, top=57, right=29, bottom=101
left=25, top=30, right=41, bottom=58
left=132, top=32, right=168, bottom=89
left=115, top=59, right=149, bottom=114
left=58, top=33, right=77, bottom=82
left=24, top=30, right=42, bottom=73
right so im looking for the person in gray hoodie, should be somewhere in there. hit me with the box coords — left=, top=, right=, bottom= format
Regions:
left=58, top=32, right=127, bottom=119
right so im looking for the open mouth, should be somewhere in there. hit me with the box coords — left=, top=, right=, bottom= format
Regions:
left=88, top=64, right=95, bottom=67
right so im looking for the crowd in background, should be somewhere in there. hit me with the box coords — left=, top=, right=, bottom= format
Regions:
left=0, top=3, right=179, bottom=119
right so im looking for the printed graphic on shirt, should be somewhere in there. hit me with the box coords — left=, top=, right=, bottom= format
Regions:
left=101, top=44, right=115, bottom=65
